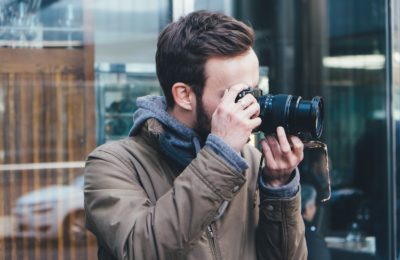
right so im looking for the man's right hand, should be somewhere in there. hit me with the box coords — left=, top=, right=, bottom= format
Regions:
left=211, top=84, right=262, bottom=153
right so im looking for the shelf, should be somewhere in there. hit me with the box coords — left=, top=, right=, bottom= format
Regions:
left=0, top=40, right=83, bottom=48
left=0, top=26, right=84, bottom=32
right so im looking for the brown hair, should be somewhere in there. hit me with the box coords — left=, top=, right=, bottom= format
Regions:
left=156, top=10, right=255, bottom=108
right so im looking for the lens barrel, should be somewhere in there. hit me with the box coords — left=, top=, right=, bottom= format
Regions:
left=237, top=88, right=324, bottom=138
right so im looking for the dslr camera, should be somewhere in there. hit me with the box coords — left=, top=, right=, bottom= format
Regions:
left=236, top=87, right=324, bottom=138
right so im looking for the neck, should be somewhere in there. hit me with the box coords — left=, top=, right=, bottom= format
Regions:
left=168, top=106, right=196, bottom=130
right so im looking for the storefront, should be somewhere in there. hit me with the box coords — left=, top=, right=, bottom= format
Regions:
left=0, top=0, right=399, bottom=259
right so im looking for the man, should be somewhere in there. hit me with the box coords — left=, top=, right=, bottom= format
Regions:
left=84, top=11, right=307, bottom=260
left=301, top=185, right=331, bottom=260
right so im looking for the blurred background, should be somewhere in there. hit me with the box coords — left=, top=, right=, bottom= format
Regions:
left=0, top=0, right=399, bottom=259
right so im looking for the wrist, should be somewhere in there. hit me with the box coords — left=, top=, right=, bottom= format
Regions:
left=263, top=169, right=295, bottom=187
left=259, top=169, right=300, bottom=198
left=205, top=134, right=248, bottom=173
left=210, top=132, right=241, bottom=153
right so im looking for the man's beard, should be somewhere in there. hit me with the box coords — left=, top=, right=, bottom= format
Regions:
left=193, top=95, right=211, bottom=143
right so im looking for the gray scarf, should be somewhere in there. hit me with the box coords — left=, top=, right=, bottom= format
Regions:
left=129, top=96, right=202, bottom=170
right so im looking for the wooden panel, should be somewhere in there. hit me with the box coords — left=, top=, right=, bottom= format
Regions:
left=0, top=71, right=97, bottom=258
left=0, top=0, right=98, bottom=257
left=1, top=72, right=91, bottom=164
left=0, top=49, right=85, bottom=75
left=0, top=45, right=97, bottom=260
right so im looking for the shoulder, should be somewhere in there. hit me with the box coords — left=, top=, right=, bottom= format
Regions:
left=84, top=137, right=152, bottom=189
left=88, top=136, right=154, bottom=160
left=87, top=135, right=164, bottom=169
left=88, top=138, right=130, bottom=163
left=86, top=137, right=157, bottom=175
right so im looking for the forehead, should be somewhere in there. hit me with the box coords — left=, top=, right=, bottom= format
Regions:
left=204, top=48, right=260, bottom=91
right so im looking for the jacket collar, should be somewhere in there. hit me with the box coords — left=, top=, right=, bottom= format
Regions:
left=135, top=118, right=202, bottom=171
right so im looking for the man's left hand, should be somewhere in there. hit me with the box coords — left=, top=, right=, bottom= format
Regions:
left=261, top=126, right=304, bottom=187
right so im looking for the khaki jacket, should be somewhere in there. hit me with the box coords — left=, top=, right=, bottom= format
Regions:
left=84, top=119, right=307, bottom=260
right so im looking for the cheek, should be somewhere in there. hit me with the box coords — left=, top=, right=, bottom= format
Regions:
left=201, top=86, right=226, bottom=119
left=204, top=98, right=220, bottom=118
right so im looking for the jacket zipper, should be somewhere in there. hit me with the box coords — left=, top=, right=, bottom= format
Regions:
left=207, top=225, right=219, bottom=260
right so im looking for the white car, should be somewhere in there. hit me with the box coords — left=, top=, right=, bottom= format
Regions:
left=13, top=175, right=90, bottom=244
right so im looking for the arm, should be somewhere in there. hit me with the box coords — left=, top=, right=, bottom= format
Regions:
left=255, top=127, right=307, bottom=260
left=209, top=85, right=307, bottom=259
left=256, top=170, right=307, bottom=260
left=84, top=144, right=246, bottom=260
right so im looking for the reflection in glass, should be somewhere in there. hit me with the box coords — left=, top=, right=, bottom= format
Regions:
left=0, top=0, right=169, bottom=259
left=303, top=141, right=331, bottom=203
left=96, top=63, right=162, bottom=144
left=301, top=184, right=331, bottom=260
left=14, top=175, right=89, bottom=243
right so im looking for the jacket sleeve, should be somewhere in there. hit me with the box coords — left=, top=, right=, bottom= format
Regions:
left=256, top=190, right=308, bottom=260
left=84, top=145, right=246, bottom=260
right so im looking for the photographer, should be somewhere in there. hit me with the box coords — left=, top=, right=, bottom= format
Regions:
left=84, top=11, right=307, bottom=260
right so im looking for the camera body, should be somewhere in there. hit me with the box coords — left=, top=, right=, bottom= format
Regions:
left=236, top=87, right=324, bottom=138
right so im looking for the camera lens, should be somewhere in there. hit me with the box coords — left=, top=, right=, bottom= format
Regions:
left=256, top=94, right=324, bottom=138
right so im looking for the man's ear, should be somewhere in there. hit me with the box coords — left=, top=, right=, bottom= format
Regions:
left=171, top=82, right=195, bottom=111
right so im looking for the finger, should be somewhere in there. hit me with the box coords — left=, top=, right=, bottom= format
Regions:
left=236, top=93, right=256, bottom=110
left=221, top=84, right=248, bottom=104
left=261, top=139, right=278, bottom=169
left=266, top=135, right=281, bottom=159
left=276, top=126, right=291, bottom=155
left=247, top=117, right=262, bottom=129
left=241, top=101, right=260, bottom=119
left=289, top=135, right=304, bottom=159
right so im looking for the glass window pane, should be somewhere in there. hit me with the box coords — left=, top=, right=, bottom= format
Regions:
left=0, top=0, right=168, bottom=258
left=2, top=0, right=397, bottom=259
left=323, top=1, right=388, bottom=258
left=394, top=0, right=400, bottom=258
left=236, top=0, right=392, bottom=259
